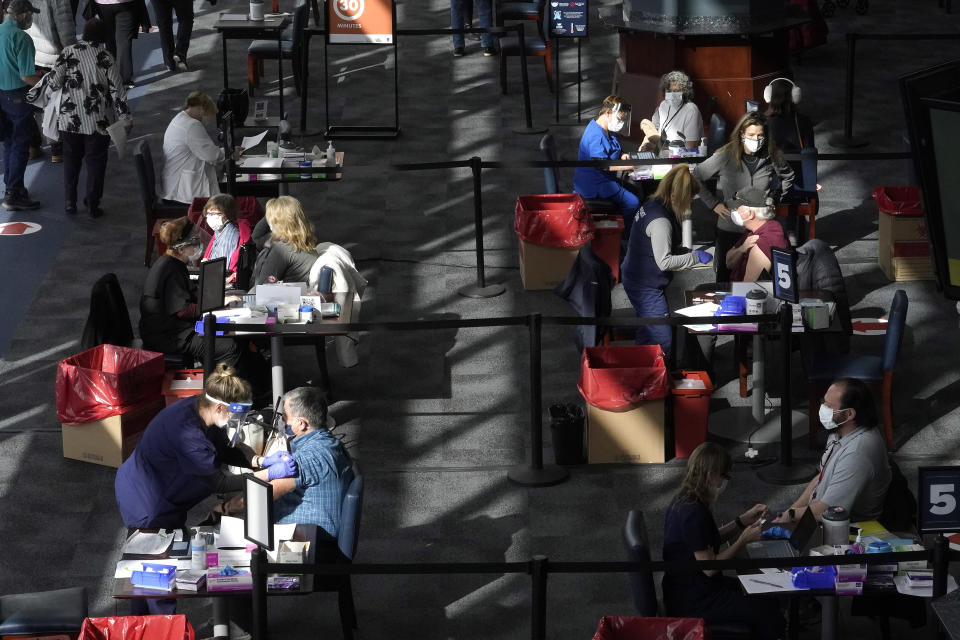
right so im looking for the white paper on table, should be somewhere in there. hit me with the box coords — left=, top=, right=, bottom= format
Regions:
left=675, top=301, right=719, bottom=332
left=106, top=120, right=129, bottom=158
left=219, top=13, right=248, bottom=20
left=759, top=567, right=789, bottom=575
left=240, top=157, right=282, bottom=169
left=738, top=573, right=807, bottom=594
left=122, top=530, right=174, bottom=555
left=217, top=515, right=248, bottom=547
left=240, top=130, right=269, bottom=151
left=893, top=574, right=958, bottom=597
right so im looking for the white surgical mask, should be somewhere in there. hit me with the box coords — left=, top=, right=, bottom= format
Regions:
left=206, top=214, right=224, bottom=232
left=608, top=117, right=624, bottom=133
left=818, top=403, right=850, bottom=431
left=665, top=91, right=682, bottom=106
left=742, top=137, right=763, bottom=153
left=730, top=210, right=745, bottom=227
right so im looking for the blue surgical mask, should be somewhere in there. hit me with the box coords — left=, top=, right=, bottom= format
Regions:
left=284, top=423, right=295, bottom=437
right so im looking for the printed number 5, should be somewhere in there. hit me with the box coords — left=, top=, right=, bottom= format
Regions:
left=777, top=262, right=791, bottom=290
left=930, top=483, right=957, bottom=516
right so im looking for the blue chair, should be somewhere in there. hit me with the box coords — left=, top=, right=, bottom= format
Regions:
left=803, top=290, right=908, bottom=450
left=776, top=146, right=819, bottom=243
left=622, top=510, right=750, bottom=639
left=248, top=1, right=309, bottom=95
left=706, top=112, right=726, bottom=156
left=497, top=1, right=553, bottom=94
left=539, top=134, right=617, bottom=215
left=0, top=587, right=87, bottom=639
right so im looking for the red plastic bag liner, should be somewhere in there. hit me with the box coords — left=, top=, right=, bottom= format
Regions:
left=872, top=186, right=923, bottom=216
left=514, top=193, right=595, bottom=247
left=56, top=345, right=165, bottom=424
left=79, top=616, right=195, bottom=640
left=591, top=615, right=707, bottom=640
left=578, top=345, right=669, bottom=410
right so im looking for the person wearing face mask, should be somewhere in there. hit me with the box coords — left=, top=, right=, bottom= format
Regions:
left=693, top=112, right=794, bottom=282
left=723, top=187, right=787, bottom=282
left=621, top=165, right=711, bottom=360
left=258, top=386, right=352, bottom=542
left=114, top=363, right=296, bottom=615
left=200, top=194, right=251, bottom=275
left=160, top=91, right=243, bottom=205
left=772, top=378, right=891, bottom=525
left=573, top=94, right=642, bottom=237
left=641, top=70, right=703, bottom=153
left=662, top=442, right=785, bottom=639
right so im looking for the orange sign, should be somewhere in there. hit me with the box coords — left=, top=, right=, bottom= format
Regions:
left=328, top=0, right=394, bottom=44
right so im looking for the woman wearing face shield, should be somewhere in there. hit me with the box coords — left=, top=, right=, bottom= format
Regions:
left=114, top=363, right=296, bottom=614
left=662, top=442, right=785, bottom=640
left=693, top=112, right=794, bottom=282
left=160, top=91, right=243, bottom=205
left=642, top=70, right=703, bottom=153
left=573, top=94, right=642, bottom=237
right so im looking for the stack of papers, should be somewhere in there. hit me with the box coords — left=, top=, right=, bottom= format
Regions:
left=675, top=302, right=719, bottom=332
left=738, top=571, right=806, bottom=594
left=122, top=530, right=174, bottom=555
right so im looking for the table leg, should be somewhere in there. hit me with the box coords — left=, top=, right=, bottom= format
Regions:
left=213, top=598, right=229, bottom=640
left=278, top=36, right=284, bottom=118
left=271, top=334, right=285, bottom=402
left=789, top=598, right=799, bottom=640
left=314, top=336, right=332, bottom=400
left=752, top=334, right=764, bottom=423
left=222, top=36, right=229, bottom=89
left=300, top=34, right=310, bottom=132
left=820, top=595, right=839, bottom=640
left=279, top=182, right=289, bottom=196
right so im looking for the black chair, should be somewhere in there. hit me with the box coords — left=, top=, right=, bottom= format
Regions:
left=248, top=1, right=309, bottom=95
left=622, top=509, right=751, bottom=639
left=706, top=112, right=726, bottom=155
left=539, top=133, right=618, bottom=215
left=496, top=0, right=546, bottom=38
left=133, top=139, right=188, bottom=267
left=0, top=587, right=87, bottom=639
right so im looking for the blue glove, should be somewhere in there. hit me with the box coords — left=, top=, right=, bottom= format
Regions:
left=695, top=249, right=712, bottom=264
left=261, top=451, right=290, bottom=468
left=266, top=455, right=297, bottom=480
left=762, top=525, right=791, bottom=540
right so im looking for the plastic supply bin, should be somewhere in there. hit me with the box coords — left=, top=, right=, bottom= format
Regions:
left=670, top=371, right=714, bottom=458
left=590, top=214, right=625, bottom=282
left=872, top=186, right=933, bottom=281
left=162, top=369, right=204, bottom=406
left=515, top=194, right=595, bottom=290
left=591, top=615, right=706, bottom=640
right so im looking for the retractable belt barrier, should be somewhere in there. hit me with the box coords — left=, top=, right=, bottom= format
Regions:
left=245, top=543, right=957, bottom=640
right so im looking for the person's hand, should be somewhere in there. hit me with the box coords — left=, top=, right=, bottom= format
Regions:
left=771, top=509, right=793, bottom=526
left=714, top=203, right=731, bottom=218
left=621, top=153, right=632, bottom=161
left=737, top=519, right=764, bottom=545
left=232, top=146, right=244, bottom=162
left=266, top=455, right=297, bottom=480
left=261, top=451, right=291, bottom=468
left=740, top=504, right=769, bottom=526
left=742, top=235, right=760, bottom=250
left=695, top=249, right=712, bottom=264
left=266, top=275, right=278, bottom=283
left=224, top=295, right=242, bottom=305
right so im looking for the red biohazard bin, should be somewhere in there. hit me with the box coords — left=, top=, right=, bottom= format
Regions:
left=79, top=615, right=196, bottom=640
left=590, top=214, right=624, bottom=282
left=591, top=615, right=707, bottom=640
left=514, top=193, right=595, bottom=290
left=872, top=186, right=932, bottom=281
left=670, top=370, right=714, bottom=458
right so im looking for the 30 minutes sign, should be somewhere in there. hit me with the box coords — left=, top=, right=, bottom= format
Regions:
left=328, top=0, right=394, bottom=44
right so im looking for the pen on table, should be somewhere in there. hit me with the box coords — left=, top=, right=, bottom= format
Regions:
left=751, top=579, right=782, bottom=588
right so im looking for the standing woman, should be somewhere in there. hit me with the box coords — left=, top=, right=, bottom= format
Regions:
left=621, top=165, right=711, bottom=360
left=115, top=363, right=296, bottom=613
left=26, top=0, right=76, bottom=162
left=662, top=442, right=785, bottom=639
left=252, top=196, right=319, bottom=285
left=93, top=0, right=148, bottom=88
left=41, top=17, right=130, bottom=217
left=693, top=112, right=794, bottom=282
left=153, top=0, right=192, bottom=72
left=573, top=94, right=640, bottom=236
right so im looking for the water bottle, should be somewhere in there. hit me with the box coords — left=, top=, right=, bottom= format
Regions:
left=325, top=142, right=336, bottom=167
left=822, top=506, right=850, bottom=546
left=190, top=534, right=207, bottom=570
left=699, top=136, right=707, bottom=157
left=249, top=0, right=263, bottom=20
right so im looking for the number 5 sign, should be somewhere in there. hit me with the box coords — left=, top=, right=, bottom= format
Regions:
left=328, top=0, right=393, bottom=44
left=919, top=467, right=960, bottom=533
left=770, top=246, right=798, bottom=304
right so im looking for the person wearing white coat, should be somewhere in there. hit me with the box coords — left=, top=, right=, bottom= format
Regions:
left=160, top=91, right=241, bottom=205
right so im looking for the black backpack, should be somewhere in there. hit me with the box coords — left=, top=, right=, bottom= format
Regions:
left=879, top=457, right=918, bottom=534
left=235, top=239, right=258, bottom=291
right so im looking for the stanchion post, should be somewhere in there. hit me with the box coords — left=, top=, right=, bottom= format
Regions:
left=457, top=156, right=505, bottom=298
left=829, top=33, right=868, bottom=149
left=250, top=547, right=268, bottom=640
left=512, top=23, right=547, bottom=135
left=509, top=314, right=568, bottom=486
left=530, top=555, right=548, bottom=640
left=203, top=314, right=216, bottom=378
left=933, top=533, right=949, bottom=598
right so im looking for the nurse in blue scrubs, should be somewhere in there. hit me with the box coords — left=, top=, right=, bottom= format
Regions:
left=115, top=363, right=296, bottom=614
left=573, top=94, right=641, bottom=236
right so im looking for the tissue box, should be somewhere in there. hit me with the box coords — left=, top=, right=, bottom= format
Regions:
left=895, top=544, right=929, bottom=571
left=277, top=541, right=309, bottom=564
left=206, top=567, right=253, bottom=592
left=835, top=580, right=864, bottom=595
left=835, top=563, right=868, bottom=582
left=131, top=563, right=177, bottom=591
left=802, top=302, right=830, bottom=330
left=207, top=548, right=252, bottom=567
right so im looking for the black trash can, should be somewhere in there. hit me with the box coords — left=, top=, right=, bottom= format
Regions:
left=549, top=403, right=585, bottom=465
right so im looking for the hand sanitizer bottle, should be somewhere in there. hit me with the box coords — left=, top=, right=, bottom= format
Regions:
left=699, top=137, right=708, bottom=157
left=191, top=534, right=207, bottom=570
left=326, top=141, right=336, bottom=167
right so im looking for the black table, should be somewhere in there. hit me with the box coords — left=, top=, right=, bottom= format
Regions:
left=933, top=587, right=960, bottom=640
left=214, top=13, right=292, bottom=120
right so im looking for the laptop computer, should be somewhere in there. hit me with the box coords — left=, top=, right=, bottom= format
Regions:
left=746, top=508, right=819, bottom=559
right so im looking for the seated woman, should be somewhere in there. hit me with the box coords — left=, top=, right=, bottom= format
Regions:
left=201, top=194, right=251, bottom=275
left=662, top=442, right=785, bottom=640
left=724, top=187, right=787, bottom=282
left=139, top=217, right=245, bottom=368
left=621, top=165, right=711, bottom=359
left=573, top=94, right=640, bottom=236
left=642, top=70, right=704, bottom=152
left=252, top=196, right=319, bottom=285
left=161, top=91, right=243, bottom=205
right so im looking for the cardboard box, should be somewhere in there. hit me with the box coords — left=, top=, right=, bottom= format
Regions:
left=276, top=540, right=309, bottom=564
left=586, top=399, right=666, bottom=464
left=61, top=398, right=163, bottom=467
left=519, top=239, right=582, bottom=290
left=879, top=241, right=935, bottom=281
left=878, top=209, right=927, bottom=244
left=206, top=567, right=252, bottom=592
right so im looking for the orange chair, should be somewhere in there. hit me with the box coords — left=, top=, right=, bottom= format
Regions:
left=496, top=1, right=553, bottom=93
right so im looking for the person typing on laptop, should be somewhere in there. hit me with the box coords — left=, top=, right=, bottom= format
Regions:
left=771, top=378, right=891, bottom=525
left=662, top=442, right=786, bottom=640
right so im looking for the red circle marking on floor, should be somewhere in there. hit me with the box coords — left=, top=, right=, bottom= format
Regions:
left=0, top=222, right=41, bottom=236
left=851, top=318, right=888, bottom=335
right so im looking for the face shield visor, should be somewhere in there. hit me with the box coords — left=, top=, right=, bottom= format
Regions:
left=206, top=394, right=253, bottom=445
left=170, top=220, right=206, bottom=266
left=609, top=102, right=631, bottom=137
